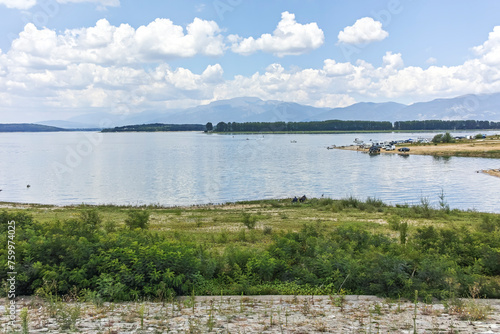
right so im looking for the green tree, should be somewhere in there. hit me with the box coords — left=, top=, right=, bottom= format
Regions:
left=205, top=122, right=213, bottom=132
left=432, top=133, right=443, bottom=143
left=215, top=122, right=228, bottom=132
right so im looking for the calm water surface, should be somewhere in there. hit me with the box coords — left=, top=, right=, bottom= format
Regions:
left=0, top=131, right=499, bottom=212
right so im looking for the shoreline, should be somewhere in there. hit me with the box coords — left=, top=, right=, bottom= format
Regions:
left=331, top=136, right=500, bottom=177
left=482, top=168, right=500, bottom=178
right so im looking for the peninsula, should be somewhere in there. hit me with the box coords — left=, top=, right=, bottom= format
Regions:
left=333, top=134, right=500, bottom=176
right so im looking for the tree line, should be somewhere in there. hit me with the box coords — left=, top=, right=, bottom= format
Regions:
left=102, top=123, right=205, bottom=132
left=210, top=120, right=500, bottom=132
left=393, top=120, right=500, bottom=130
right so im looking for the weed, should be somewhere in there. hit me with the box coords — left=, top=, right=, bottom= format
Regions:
left=237, top=228, right=247, bottom=242
left=373, top=303, right=383, bottom=315
left=207, top=300, right=216, bottom=331
left=242, top=213, right=257, bottom=229
left=438, top=189, right=450, bottom=213
left=413, top=290, right=418, bottom=334
left=138, top=303, right=146, bottom=328
left=56, top=303, right=81, bottom=331
left=263, top=225, right=273, bottom=235
left=36, top=280, right=60, bottom=317
left=20, top=307, right=29, bottom=334
left=300, top=300, right=310, bottom=315
left=82, top=289, right=104, bottom=308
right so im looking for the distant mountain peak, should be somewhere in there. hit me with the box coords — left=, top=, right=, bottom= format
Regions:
left=33, top=93, right=500, bottom=128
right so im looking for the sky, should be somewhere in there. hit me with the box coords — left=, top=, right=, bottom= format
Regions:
left=1, top=0, right=500, bottom=122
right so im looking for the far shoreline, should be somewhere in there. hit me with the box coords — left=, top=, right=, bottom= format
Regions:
left=331, top=134, right=500, bottom=176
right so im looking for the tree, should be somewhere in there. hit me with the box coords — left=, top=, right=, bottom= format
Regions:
left=215, top=122, right=228, bottom=132
left=442, top=132, right=455, bottom=143
left=432, top=133, right=444, bottom=144
left=205, top=122, right=213, bottom=132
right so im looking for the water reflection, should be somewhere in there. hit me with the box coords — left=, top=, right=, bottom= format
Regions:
left=432, top=155, right=452, bottom=162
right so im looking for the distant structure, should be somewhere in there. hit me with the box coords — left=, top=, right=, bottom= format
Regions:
left=27, top=184, right=31, bottom=188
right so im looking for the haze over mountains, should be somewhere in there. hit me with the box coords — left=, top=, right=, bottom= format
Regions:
left=37, top=93, right=500, bottom=129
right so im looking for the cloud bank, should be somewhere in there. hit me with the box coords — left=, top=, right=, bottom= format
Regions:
left=1, top=14, right=500, bottom=122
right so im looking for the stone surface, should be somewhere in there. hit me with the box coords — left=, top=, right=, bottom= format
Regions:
left=1, top=295, right=500, bottom=333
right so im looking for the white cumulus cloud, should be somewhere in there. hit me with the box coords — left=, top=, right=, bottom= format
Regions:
left=338, top=17, right=388, bottom=44
left=0, top=0, right=36, bottom=9
left=230, top=11, right=324, bottom=57
left=6, top=17, right=225, bottom=68
left=472, top=25, right=500, bottom=65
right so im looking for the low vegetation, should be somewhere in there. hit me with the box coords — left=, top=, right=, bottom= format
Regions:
left=1, top=197, right=499, bottom=303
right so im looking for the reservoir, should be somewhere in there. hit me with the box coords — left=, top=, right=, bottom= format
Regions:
left=0, top=131, right=499, bottom=212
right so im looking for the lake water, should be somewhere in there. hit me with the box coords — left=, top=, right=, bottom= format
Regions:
left=0, top=131, right=499, bottom=212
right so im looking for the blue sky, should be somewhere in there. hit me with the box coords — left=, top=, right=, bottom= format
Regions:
left=1, top=0, right=500, bottom=122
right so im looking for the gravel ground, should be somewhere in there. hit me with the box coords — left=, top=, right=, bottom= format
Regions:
left=2, top=295, right=500, bottom=333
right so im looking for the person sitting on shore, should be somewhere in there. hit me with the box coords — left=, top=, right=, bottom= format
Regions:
left=292, top=196, right=298, bottom=203
left=299, top=195, right=307, bottom=202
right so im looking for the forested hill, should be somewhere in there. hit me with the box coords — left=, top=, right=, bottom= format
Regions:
left=0, top=123, right=67, bottom=132
left=102, top=123, right=205, bottom=132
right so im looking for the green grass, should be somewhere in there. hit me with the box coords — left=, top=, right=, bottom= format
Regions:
left=1, top=197, right=493, bottom=243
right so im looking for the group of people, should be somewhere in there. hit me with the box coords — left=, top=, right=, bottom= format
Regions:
left=292, top=195, right=307, bottom=203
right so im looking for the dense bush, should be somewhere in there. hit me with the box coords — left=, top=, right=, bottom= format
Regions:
left=124, top=210, right=150, bottom=229
left=1, top=204, right=500, bottom=301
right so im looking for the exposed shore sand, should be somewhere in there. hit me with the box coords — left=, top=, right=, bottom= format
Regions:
left=336, top=139, right=500, bottom=157
left=483, top=168, right=500, bottom=178
left=333, top=137, right=500, bottom=178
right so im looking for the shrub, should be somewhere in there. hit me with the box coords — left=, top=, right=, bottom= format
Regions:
left=432, top=132, right=455, bottom=144
left=263, top=226, right=273, bottom=235
left=124, top=210, right=150, bottom=229
left=79, top=209, right=102, bottom=229
left=479, top=214, right=500, bottom=232
left=242, top=213, right=257, bottom=229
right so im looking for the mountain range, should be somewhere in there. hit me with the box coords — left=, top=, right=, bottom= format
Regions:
left=36, top=93, right=500, bottom=129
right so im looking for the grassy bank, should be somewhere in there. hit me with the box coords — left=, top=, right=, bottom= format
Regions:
left=1, top=197, right=500, bottom=302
